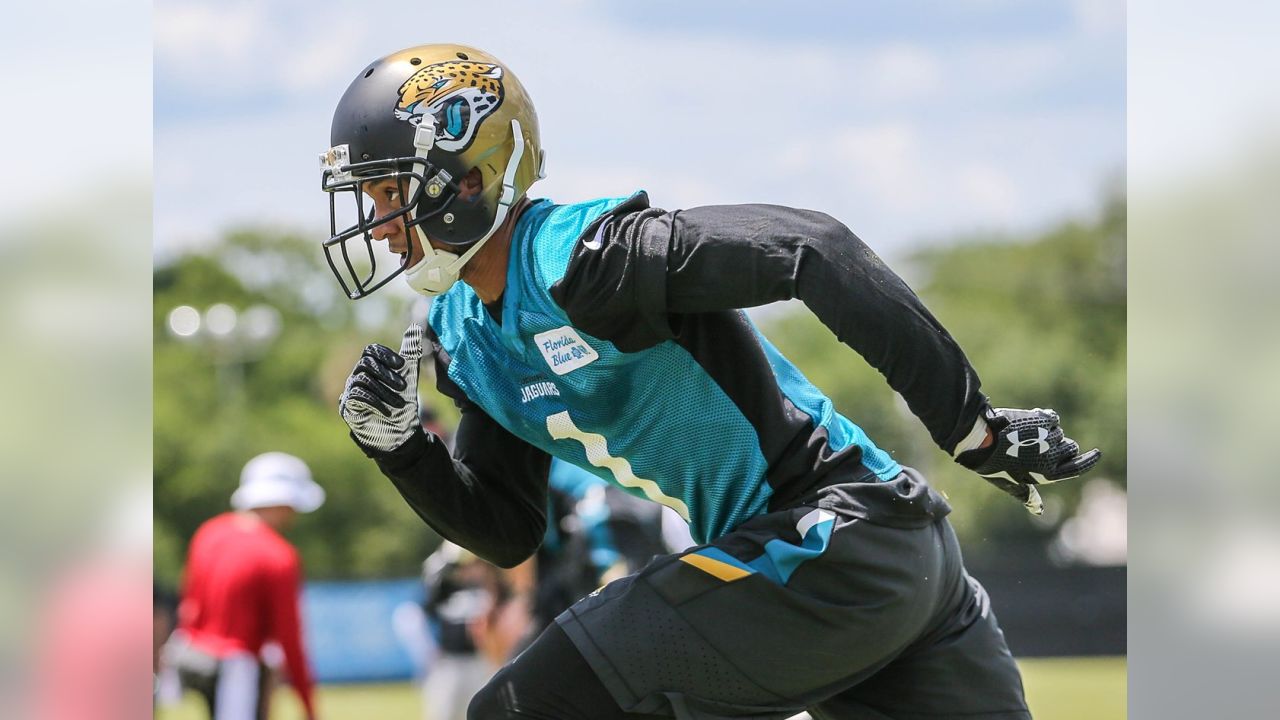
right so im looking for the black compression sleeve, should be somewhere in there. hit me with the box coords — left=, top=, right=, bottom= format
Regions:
left=665, top=204, right=986, bottom=452
left=554, top=201, right=985, bottom=454
left=358, top=334, right=551, bottom=568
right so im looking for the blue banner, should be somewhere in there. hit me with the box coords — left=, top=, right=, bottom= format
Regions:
left=302, top=578, right=426, bottom=683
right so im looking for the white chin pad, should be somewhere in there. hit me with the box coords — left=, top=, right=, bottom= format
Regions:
left=403, top=245, right=462, bottom=297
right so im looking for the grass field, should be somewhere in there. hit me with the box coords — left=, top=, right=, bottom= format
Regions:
left=158, top=656, right=1126, bottom=719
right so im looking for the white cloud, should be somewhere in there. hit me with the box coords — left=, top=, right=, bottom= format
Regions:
left=945, top=40, right=1066, bottom=100
left=771, top=141, right=816, bottom=175
left=835, top=124, right=928, bottom=214
left=956, top=163, right=1020, bottom=222
left=280, top=35, right=371, bottom=95
left=154, top=2, right=266, bottom=81
left=155, top=1, right=375, bottom=100
left=866, top=45, right=943, bottom=102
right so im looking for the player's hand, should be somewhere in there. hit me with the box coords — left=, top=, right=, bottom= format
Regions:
left=339, top=324, right=424, bottom=452
left=955, top=406, right=1101, bottom=515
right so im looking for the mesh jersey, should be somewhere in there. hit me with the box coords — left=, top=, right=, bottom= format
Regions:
left=429, top=196, right=901, bottom=543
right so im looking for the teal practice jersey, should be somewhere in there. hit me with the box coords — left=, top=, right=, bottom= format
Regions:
left=428, top=195, right=902, bottom=543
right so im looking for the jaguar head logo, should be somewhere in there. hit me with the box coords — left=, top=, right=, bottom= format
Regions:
left=395, top=60, right=504, bottom=153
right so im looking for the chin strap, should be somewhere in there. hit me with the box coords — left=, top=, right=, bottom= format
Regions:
left=404, top=118, right=527, bottom=296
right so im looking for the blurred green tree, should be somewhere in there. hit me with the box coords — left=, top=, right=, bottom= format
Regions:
left=153, top=231, right=454, bottom=587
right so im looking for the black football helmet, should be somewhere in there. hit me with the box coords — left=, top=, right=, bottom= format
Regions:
left=320, top=44, right=544, bottom=298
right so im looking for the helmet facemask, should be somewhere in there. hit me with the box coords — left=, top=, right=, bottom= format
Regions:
left=321, top=118, right=529, bottom=298
left=319, top=119, right=461, bottom=299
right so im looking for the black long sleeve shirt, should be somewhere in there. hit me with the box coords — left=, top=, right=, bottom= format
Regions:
left=362, top=194, right=982, bottom=566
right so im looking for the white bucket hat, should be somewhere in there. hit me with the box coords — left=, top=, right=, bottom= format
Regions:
left=231, top=452, right=326, bottom=513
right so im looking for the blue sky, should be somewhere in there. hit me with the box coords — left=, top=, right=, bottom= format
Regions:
left=153, top=0, right=1124, bottom=263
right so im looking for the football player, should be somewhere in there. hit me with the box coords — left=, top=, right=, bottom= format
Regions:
left=323, top=44, right=1100, bottom=720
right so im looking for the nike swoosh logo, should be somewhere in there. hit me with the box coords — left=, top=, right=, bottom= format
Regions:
left=582, top=217, right=611, bottom=250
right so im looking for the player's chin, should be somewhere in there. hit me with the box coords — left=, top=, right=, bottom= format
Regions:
left=404, top=248, right=429, bottom=270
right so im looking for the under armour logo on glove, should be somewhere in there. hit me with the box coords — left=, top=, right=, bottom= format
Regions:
left=1005, top=428, right=1050, bottom=458
left=956, top=406, right=1102, bottom=516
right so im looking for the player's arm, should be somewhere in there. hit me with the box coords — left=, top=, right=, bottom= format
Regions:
left=340, top=325, right=550, bottom=568
left=553, top=197, right=1099, bottom=512
left=554, top=199, right=983, bottom=451
left=370, top=403, right=551, bottom=568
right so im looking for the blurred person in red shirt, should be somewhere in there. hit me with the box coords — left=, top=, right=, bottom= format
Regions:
left=27, top=487, right=153, bottom=720
left=169, top=452, right=324, bottom=720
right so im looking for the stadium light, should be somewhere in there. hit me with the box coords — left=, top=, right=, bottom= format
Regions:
left=166, top=305, right=201, bottom=338
left=166, top=302, right=285, bottom=417
left=205, top=303, right=238, bottom=337
left=166, top=303, right=282, bottom=353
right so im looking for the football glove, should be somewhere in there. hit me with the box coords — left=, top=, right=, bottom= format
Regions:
left=955, top=406, right=1102, bottom=515
left=339, top=324, right=424, bottom=452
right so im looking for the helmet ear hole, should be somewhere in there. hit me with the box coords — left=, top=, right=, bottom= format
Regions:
left=459, top=168, right=484, bottom=200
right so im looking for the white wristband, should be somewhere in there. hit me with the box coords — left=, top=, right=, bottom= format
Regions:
left=952, top=414, right=990, bottom=457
